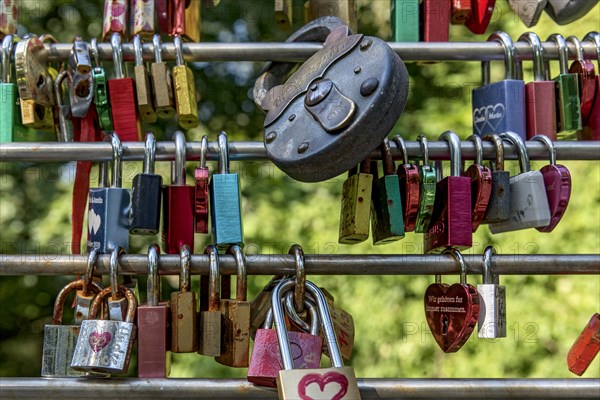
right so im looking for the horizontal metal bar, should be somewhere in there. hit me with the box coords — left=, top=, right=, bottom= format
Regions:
left=0, top=378, right=597, bottom=399
left=1, top=141, right=599, bottom=162
left=0, top=254, right=598, bottom=276
left=41, top=41, right=600, bottom=63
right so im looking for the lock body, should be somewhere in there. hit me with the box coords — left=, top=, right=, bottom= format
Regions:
left=210, top=174, right=243, bottom=247
left=130, top=0, right=155, bottom=39
left=134, top=65, right=157, bottom=123
left=465, top=164, right=493, bottom=232
left=477, top=283, right=507, bottom=338
left=568, top=313, right=600, bottom=376
left=451, top=0, right=472, bottom=24
left=170, top=290, right=198, bottom=352
left=42, top=325, right=85, bottom=377
left=415, top=165, right=437, bottom=233
left=391, top=0, right=419, bottom=42
left=536, top=164, right=571, bottom=233
left=0, top=83, right=16, bottom=142
left=525, top=81, right=557, bottom=140
left=194, top=166, right=210, bottom=234
left=215, top=299, right=251, bottom=367
left=162, top=185, right=195, bottom=254
left=465, top=0, right=495, bottom=33
left=173, top=64, right=199, bottom=129
left=102, top=0, right=128, bottom=40
left=555, top=73, right=582, bottom=133
left=137, top=301, right=171, bottom=378
left=483, top=170, right=511, bottom=223
left=151, top=62, right=177, bottom=119
left=420, top=0, right=450, bottom=42
left=92, top=67, right=113, bottom=131
left=472, top=80, right=527, bottom=139
left=108, top=78, right=139, bottom=142
left=339, top=171, right=372, bottom=244
left=371, top=174, right=405, bottom=245
left=130, top=173, right=163, bottom=235
left=508, top=0, right=546, bottom=27
left=87, top=187, right=131, bottom=253
left=398, top=164, right=420, bottom=232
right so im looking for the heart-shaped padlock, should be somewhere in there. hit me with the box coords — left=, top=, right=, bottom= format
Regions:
left=424, top=249, right=480, bottom=353
left=254, top=17, right=409, bottom=182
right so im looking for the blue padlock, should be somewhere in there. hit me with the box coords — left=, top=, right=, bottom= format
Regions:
left=209, top=131, right=243, bottom=248
left=87, top=133, right=131, bottom=253
left=472, top=31, right=526, bottom=140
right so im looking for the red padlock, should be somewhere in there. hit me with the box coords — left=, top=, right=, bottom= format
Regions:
left=450, top=0, right=471, bottom=24
left=580, top=32, right=600, bottom=140
left=156, top=0, right=170, bottom=34
left=464, top=135, right=492, bottom=232
left=421, top=0, right=450, bottom=42
left=567, top=36, right=597, bottom=125
left=568, top=313, right=600, bottom=376
left=107, top=33, right=139, bottom=142
left=195, top=135, right=210, bottom=234
left=392, top=135, right=420, bottom=232
left=465, top=0, right=495, bottom=35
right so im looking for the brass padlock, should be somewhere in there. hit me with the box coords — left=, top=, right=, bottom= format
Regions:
left=171, top=244, right=198, bottom=353
left=172, top=34, right=199, bottom=129
left=199, top=244, right=222, bottom=356
left=132, top=34, right=157, bottom=123
left=151, top=34, right=176, bottom=119
left=338, top=157, right=372, bottom=244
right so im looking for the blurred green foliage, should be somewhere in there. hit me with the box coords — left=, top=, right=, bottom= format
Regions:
left=0, top=0, right=599, bottom=380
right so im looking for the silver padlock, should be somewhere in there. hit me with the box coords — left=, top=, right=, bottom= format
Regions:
left=477, top=246, right=507, bottom=339
left=41, top=279, right=102, bottom=377
left=489, top=132, right=551, bottom=233
left=508, top=0, right=548, bottom=27
left=71, top=284, right=138, bottom=375
left=545, top=0, right=599, bottom=25
left=73, top=249, right=102, bottom=325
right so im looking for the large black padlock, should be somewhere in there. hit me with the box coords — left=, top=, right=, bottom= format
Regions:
left=254, top=17, right=409, bottom=182
left=130, top=132, right=162, bottom=235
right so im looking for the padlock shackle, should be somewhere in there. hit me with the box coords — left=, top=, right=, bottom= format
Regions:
left=439, top=131, right=462, bottom=177
left=217, top=131, right=230, bottom=174
left=546, top=34, right=569, bottom=77
left=380, top=138, right=396, bottom=176
left=90, top=285, right=137, bottom=323
left=284, top=291, right=320, bottom=336
left=467, top=134, right=483, bottom=166
left=482, top=134, right=505, bottom=171
left=90, top=38, right=101, bottom=68
left=54, top=70, right=69, bottom=108
left=178, top=244, right=191, bottom=292
left=71, top=37, right=91, bottom=75
left=289, top=244, right=306, bottom=313
left=531, top=135, right=557, bottom=165
left=199, top=135, right=208, bottom=169
left=392, top=135, right=409, bottom=165
left=417, top=134, right=430, bottom=165
left=104, top=133, right=123, bottom=188
left=204, top=245, right=221, bottom=312
left=1, top=35, right=15, bottom=83
left=152, top=34, right=163, bottom=63
left=147, top=243, right=160, bottom=306
left=443, top=248, right=468, bottom=285
left=143, top=132, right=156, bottom=174
left=84, top=248, right=100, bottom=297
left=52, top=279, right=102, bottom=325
left=109, top=246, right=126, bottom=301
left=173, top=131, right=187, bottom=186
left=482, top=245, right=498, bottom=284
left=517, top=32, right=545, bottom=82
left=273, top=279, right=344, bottom=370
left=133, top=35, right=144, bottom=67
left=500, top=131, right=530, bottom=172
left=227, top=244, right=247, bottom=302
left=566, top=36, right=585, bottom=61
left=482, top=31, right=516, bottom=85
left=110, top=33, right=125, bottom=79
left=583, top=32, right=600, bottom=64
left=174, top=34, right=184, bottom=66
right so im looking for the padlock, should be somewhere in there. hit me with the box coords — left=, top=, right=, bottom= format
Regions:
left=477, top=246, right=506, bottom=339
left=472, top=31, right=526, bottom=139
left=130, top=0, right=155, bottom=39
left=171, top=244, right=198, bottom=353
left=415, top=135, right=437, bottom=234
left=54, top=71, right=74, bottom=142
left=567, top=36, right=596, bottom=126
left=173, top=34, right=199, bottom=130
left=307, top=0, right=358, bottom=31
left=247, top=282, right=322, bottom=388
left=0, top=0, right=18, bottom=38
left=392, top=135, right=420, bottom=233
left=580, top=32, right=600, bottom=140
left=14, top=34, right=55, bottom=131
left=216, top=244, right=251, bottom=367
left=545, top=33, right=582, bottom=135
left=420, top=0, right=450, bottom=42
left=391, top=0, right=419, bottom=42
left=41, top=279, right=103, bottom=377
left=482, top=134, right=511, bottom=223
left=151, top=34, right=176, bottom=120
left=371, top=138, right=405, bottom=245
left=276, top=279, right=361, bottom=400
left=108, top=33, right=139, bottom=142
left=170, top=0, right=202, bottom=42
left=275, top=0, right=292, bottom=30
left=250, top=276, right=287, bottom=339
left=508, top=0, right=547, bottom=27
left=68, top=38, right=94, bottom=119
left=102, top=0, right=128, bottom=41
left=338, top=157, right=372, bottom=244
left=489, top=132, right=551, bottom=233
left=137, top=244, right=171, bottom=378
left=464, top=135, right=492, bottom=232
left=106, top=246, right=130, bottom=321
left=162, top=131, right=195, bottom=254
left=424, top=248, right=480, bottom=353
left=255, top=18, right=408, bottom=182
left=90, top=38, right=113, bottom=131
left=133, top=35, right=157, bottom=123
left=210, top=131, right=244, bottom=248
left=465, top=0, right=496, bottom=34
left=0, top=35, right=16, bottom=142
left=531, top=135, right=572, bottom=233
left=517, top=32, right=557, bottom=140
left=87, top=133, right=131, bottom=253
left=73, top=249, right=103, bottom=325
left=71, top=284, right=137, bottom=375
left=424, top=131, right=472, bottom=254
left=199, top=244, right=222, bottom=356
left=195, top=135, right=210, bottom=234
left=130, top=132, right=163, bottom=235
left=451, top=0, right=472, bottom=24
left=568, top=313, right=600, bottom=376
left=545, top=0, right=599, bottom=25
left=156, top=0, right=169, bottom=33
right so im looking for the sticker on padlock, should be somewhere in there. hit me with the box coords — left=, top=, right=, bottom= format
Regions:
left=130, top=132, right=162, bottom=235
left=254, top=17, right=408, bottom=182
left=477, top=246, right=506, bottom=339
left=171, top=244, right=198, bottom=353
left=424, top=249, right=480, bottom=353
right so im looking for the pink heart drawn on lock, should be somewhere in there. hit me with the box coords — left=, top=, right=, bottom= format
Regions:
left=89, top=331, right=112, bottom=352
left=297, top=371, right=349, bottom=400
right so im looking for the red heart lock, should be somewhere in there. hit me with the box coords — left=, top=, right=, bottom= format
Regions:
left=89, top=331, right=112, bottom=353
left=298, top=371, right=349, bottom=400
left=424, top=282, right=480, bottom=353
left=465, top=0, right=496, bottom=35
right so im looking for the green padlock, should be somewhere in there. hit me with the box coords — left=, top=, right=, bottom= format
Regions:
left=1, top=35, right=17, bottom=143
left=546, top=34, right=582, bottom=136
left=210, top=131, right=243, bottom=249
left=371, top=138, right=405, bottom=245
left=415, top=135, right=437, bottom=234
left=391, top=0, right=419, bottom=42
left=90, top=38, right=113, bottom=131
left=338, top=157, right=373, bottom=244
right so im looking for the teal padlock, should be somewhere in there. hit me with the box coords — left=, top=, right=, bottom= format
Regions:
left=210, top=131, right=243, bottom=248
left=1, top=35, right=17, bottom=143
left=391, top=0, right=419, bottom=42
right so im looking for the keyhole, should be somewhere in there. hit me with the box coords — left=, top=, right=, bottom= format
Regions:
left=36, top=75, right=45, bottom=88
left=441, top=315, right=449, bottom=336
